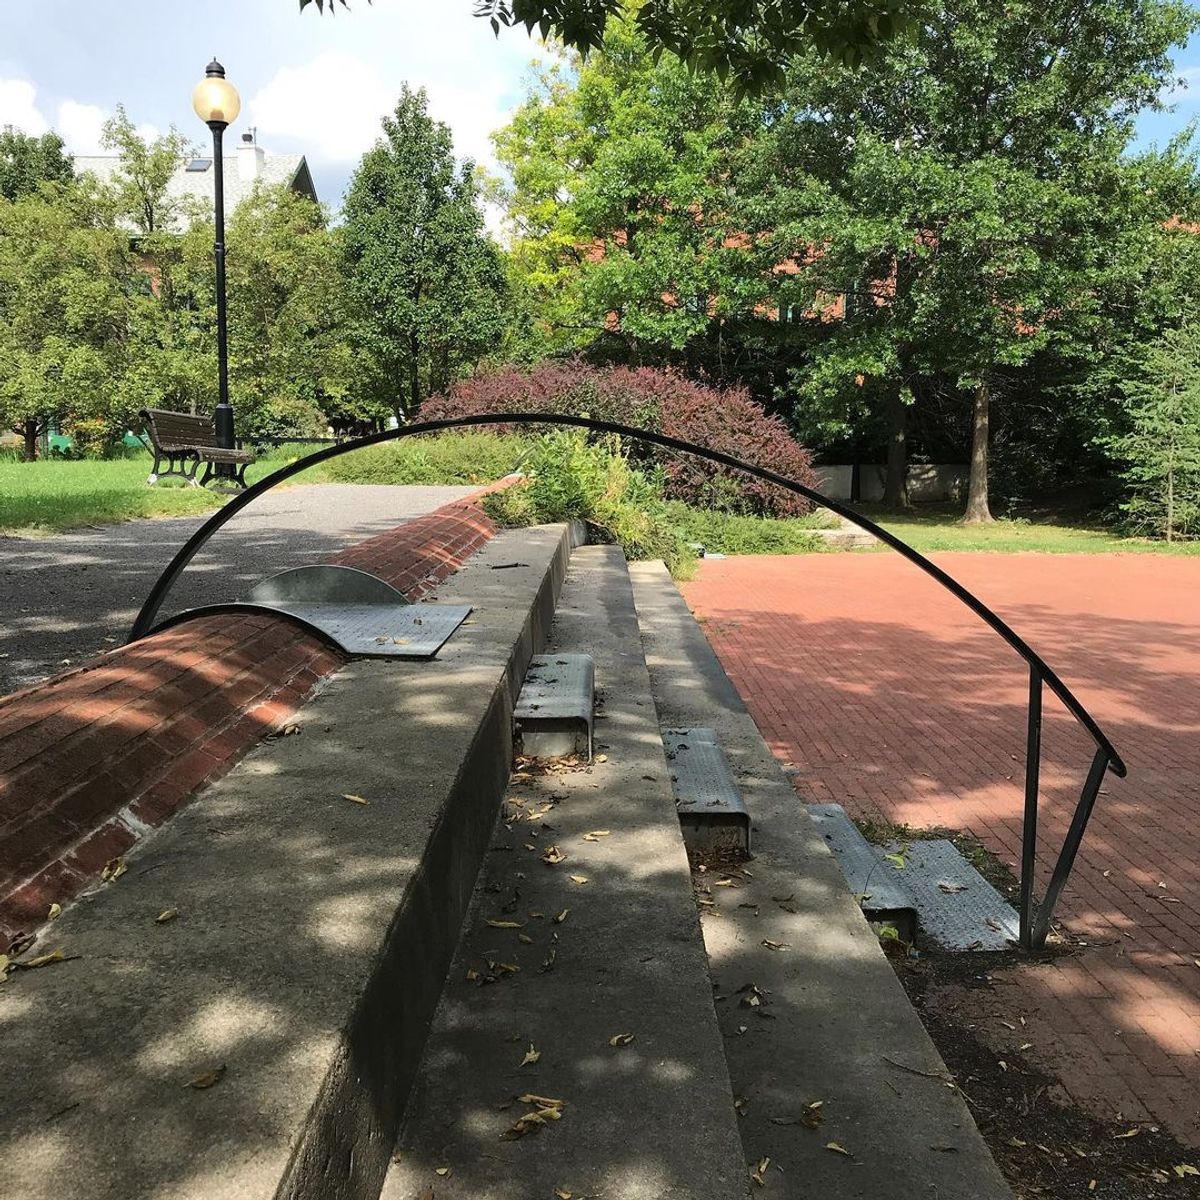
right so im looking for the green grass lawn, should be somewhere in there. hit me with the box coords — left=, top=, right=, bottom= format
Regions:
left=0, top=446, right=330, bottom=536
left=853, top=502, right=1200, bottom=555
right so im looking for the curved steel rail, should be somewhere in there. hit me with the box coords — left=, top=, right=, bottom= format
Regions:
left=128, top=412, right=1126, bottom=949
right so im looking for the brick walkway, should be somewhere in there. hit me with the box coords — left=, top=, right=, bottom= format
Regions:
left=682, top=552, right=1200, bottom=1145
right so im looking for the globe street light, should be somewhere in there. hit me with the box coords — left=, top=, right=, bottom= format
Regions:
left=192, top=59, right=241, bottom=474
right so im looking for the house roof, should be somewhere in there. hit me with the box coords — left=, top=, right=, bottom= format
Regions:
left=73, top=145, right=318, bottom=232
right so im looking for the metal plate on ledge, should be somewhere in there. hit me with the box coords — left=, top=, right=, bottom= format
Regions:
left=806, top=803, right=914, bottom=916
left=244, top=565, right=469, bottom=659
left=663, top=728, right=750, bottom=853
left=883, top=839, right=1019, bottom=951
left=515, top=653, right=595, bottom=759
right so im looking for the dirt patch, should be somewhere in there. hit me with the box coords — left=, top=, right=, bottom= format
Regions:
left=894, top=950, right=1200, bottom=1197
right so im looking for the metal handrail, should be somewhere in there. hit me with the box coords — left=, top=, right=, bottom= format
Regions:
left=128, top=412, right=1126, bottom=950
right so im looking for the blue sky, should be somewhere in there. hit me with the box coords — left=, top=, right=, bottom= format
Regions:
left=1, top=2, right=1198, bottom=217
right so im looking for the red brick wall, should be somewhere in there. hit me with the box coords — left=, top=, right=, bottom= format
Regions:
left=0, top=489, right=505, bottom=951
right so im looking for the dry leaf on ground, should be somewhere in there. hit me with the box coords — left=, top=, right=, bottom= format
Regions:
left=569, top=874, right=589, bottom=885
left=342, top=793, right=369, bottom=805
left=185, top=1065, right=226, bottom=1089
left=520, top=1043, right=541, bottom=1066
left=102, top=858, right=127, bottom=882
left=608, top=1033, right=635, bottom=1047
left=155, top=909, right=178, bottom=924
left=826, top=1141, right=851, bottom=1156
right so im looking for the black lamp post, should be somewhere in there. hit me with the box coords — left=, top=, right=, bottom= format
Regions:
left=191, top=59, right=241, bottom=473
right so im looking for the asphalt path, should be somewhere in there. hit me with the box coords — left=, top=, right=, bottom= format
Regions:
left=0, top=484, right=476, bottom=696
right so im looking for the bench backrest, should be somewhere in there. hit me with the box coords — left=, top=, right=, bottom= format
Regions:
left=141, top=409, right=219, bottom=451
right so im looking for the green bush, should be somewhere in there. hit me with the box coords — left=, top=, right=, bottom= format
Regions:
left=663, top=503, right=828, bottom=556
left=483, top=431, right=695, bottom=575
left=324, top=432, right=528, bottom=486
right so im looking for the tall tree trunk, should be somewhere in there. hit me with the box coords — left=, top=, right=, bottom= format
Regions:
left=23, top=418, right=38, bottom=462
left=883, top=389, right=910, bottom=509
left=963, top=378, right=995, bottom=523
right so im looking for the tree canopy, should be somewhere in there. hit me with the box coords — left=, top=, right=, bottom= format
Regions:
left=0, top=127, right=73, bottom=201
left=341, top=85, right=508, bottom=421
left=297, top=0, right=914, bottom=88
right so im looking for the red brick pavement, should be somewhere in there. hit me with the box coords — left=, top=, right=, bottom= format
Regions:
left=682, top=552, right=1200, bottom=1144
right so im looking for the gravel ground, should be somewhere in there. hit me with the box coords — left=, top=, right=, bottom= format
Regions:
left=0, top=484, right=476, bottom=696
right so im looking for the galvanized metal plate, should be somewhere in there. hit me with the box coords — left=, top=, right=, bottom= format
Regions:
left=248, top=564, right=410, bottom=606
left=663, top=728, right=750, bottom=853
left=806, top=803, right=914, bottom=915
left=515, top=654, right=595, bottom=759
left=259, top=601, right=471, bottom=659
left=883, top=839, right=1019, bottom=951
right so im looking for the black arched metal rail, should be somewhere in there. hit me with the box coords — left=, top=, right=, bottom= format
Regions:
left=128, top=412, right=1127, bottom=951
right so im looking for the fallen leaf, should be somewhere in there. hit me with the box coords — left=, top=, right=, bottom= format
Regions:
left=569, top=874, right=589, bottom=885
left=1019, top=1042, right=1033, bottom=1052
left=937, top=882, right=967, bottom=894
left=155, top=909, right=179, bottom=924
left=518, top=933, right=534, bottom=944
left=1114, top=1127, right=1140, bottom=1139
left=102, top=858, right=127, bottom=882
left=555, top=1189, right=573, bottom=1199
left=582, top=830, right=611, bottom=841
left=761, top=939, right=790, bottom=952
left=541, top=846, right=567, bottom=865
left=595, top=754, right=608, bottom=763
left=825, top=1141, right=851, bottom=1156
left=517, top=1093, right=564, bottom=1108
left=520, top=1043, right=541, bottom=1067
left=884, top=853, right=906, bottom=870
left=342, top=793, right=369, bottom=805
left=540, top=949, right=557, bottom=972
left=0, top=953, right=9, bottom=981
left=750, top=1156, right=770, bottom=1186
left=1175, top=1164, right=1200, bottom=1178
left=435, top=1166, right=451, bottom=1177
left=608, top=1032, right=635, bottom=1047
left=185, top=1065, right=226, bottom=1089
left=47, top=903, right=62, bottom=920
left=18, top=948, right=68, bottom=970
left=553, top=909, right=569, bottom=924
left=486, top=920, right=524, bottom=929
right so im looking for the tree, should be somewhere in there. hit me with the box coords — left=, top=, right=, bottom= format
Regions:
left=98, top=107, right=196, bottom=236
left=341, top=86, right=508, bottom=421
left=495, top=20, right=760, bottom=358
left=1109, top=322, right=1200, bottom=541
left=0, top=128, right=73, bottom=201
left=0, top=183, right=135, bottom=459
left=298, top=0, right=915, bottom=86
left=743, top=0, right=1199, bottom=518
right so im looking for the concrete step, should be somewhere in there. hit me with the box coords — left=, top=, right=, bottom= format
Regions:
left=0, top=523, right=581, bottom=1200
left=386, top=546, right=749, bottom=1200
left=629, top=560, right=1013, bottom=1200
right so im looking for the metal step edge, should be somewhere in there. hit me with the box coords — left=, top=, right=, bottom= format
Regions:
left=663, top=727, right=751, bottom=854
left=513, top=651, right=595, bottom=759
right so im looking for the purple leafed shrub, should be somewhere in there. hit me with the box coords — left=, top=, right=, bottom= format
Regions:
left=418, top=362, right=816, bottom=517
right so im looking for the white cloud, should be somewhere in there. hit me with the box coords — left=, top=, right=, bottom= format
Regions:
left=56, top=100, right=106, bottom=153
left=247, top=44, right=534, bottom=177
left=0, top=78, right=49, bottom=136
left=248, top=52, right=394, bottom=164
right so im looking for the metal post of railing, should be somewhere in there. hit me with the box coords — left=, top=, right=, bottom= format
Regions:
left=1019, top=668, right=1043, bottom=951
left=1030, top=747, right=1111, bottom=949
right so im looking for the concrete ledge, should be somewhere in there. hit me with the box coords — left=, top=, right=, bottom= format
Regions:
left=0, top=523, right=579, bottom=1200
left=0, top=489, right=508, bottom=951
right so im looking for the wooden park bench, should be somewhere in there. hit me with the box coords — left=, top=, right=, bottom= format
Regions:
left=140, top=408, right=256, bottom=490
